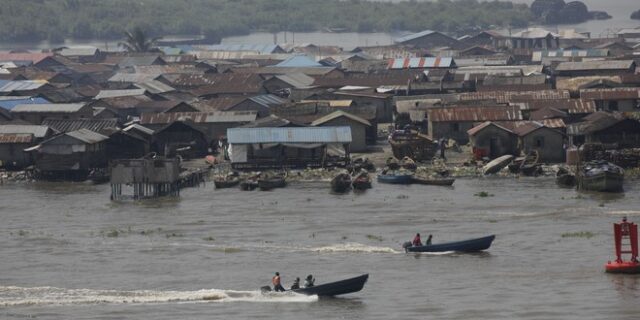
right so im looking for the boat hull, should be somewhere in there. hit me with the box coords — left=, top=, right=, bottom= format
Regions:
left=377, top=174, right=413, bottom=184
left=258, top=179, right=286, bottom=190
left=579, top=172, right=623, bottom=192
left=483, top=155, right=514, bottom=175
left=406, top=235, right=495, bottom=253
left=411, top=177, right=455, bottom=186
left=331, top=174, right=352, bottom=193
left=605, top=261, right=640, bottom=274
left=214, top=179, right=240, bottom=189
left=292, top=274, right=369, bottom=296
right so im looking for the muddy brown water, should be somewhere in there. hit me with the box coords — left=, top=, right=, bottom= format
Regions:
left=1, top=177, right=639, bottom=319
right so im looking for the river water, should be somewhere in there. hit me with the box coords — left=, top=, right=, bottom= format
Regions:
left=2, top=0, right=638, bottom=52
left=1, top=177, right=639, bottom=319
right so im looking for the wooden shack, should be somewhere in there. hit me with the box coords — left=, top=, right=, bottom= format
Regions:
left=28, top=129, right=108, bottom=180
left=467, top=121, right=518, bottom=160
left=227, top=126, right=352, bottom=169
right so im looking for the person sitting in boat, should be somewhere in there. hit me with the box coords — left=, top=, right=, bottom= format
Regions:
left=290, top=277, right=300, bottom=290
left=272, top=272, right=285, bottom=292
left=304, top=274, right=315, bottom=288
left=412, top=233, right=423, bottom=246
left=426, top=234, right=433, bottom=245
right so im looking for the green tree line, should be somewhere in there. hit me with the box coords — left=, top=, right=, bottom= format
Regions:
left=0, top=0, right=532, bottom=42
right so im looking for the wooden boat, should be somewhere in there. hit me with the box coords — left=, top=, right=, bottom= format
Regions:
left=214, top=176, right=240, bottom=189
left=258, top=172, right=287, bottom=190
left=377, top=172, right=413, bottom=184
left=240, top=178, right=259, bottom=191
left=577, top=160, right=624, bottom=192
left=483, top=155, right=514, bottom=175
left=400, top=156, right=417, bottom=171
left=352, top=172, right=372, bottom=190
left=555, top=168, right=576, bottom=187
left=403, top=235, right=495, bottom=253
left=262, top=274, right=368, bottom=297
left=508, top=151, right=541, bottom=176
left=411, top=177, right=455, bottom=186
left=351, top=157, right=375, bottom=172
left=331, top=173, right=352, bottom=193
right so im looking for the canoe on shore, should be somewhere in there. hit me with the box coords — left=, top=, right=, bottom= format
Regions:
left=214, top=177, right=240, bottom=189
left=404, top=235, right=495, bottom=253
left=377, top=173, right=413, bottom=184
left=352, top=172, right=372, bottom=190
left=258, top=172, right=287, bottom=190
left=261, top=274, right=369, bottom=297
left=331, top=173, right=352, bottom=193
left=411, top=177, right=455, bottom=186
left=483, top=155, right=514, bottom=175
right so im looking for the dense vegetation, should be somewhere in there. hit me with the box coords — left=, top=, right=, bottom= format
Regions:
left=0, top=0, right=533, bottom=42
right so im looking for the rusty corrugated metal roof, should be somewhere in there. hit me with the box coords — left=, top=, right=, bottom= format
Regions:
left=459, top=90, right=569, bottom=103
left=428, top=106, right=522, bottom=122
left=580, top=88, right=640, bottom=100
left=140, top=111, right=257, bottom=125
left=0, top=133, right=33, bottom=144
left=521, top=99, right=596, bottom=114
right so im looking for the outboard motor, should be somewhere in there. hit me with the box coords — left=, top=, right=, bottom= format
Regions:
left=402, top=241, right=412, bottom=252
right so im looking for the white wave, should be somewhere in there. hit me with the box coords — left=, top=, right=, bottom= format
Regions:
left=310, top=242, right=402, bottom=254
left=0, top=286, right=317, bottom=307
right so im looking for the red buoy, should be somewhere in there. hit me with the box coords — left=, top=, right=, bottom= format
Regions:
left=605, top=217, right=640, bottom=274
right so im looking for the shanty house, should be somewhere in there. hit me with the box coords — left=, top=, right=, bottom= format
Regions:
left=227, top=127, right=352, bottom=169
left=0, top=124, right=53, bottom=169
left=0, top=133, right=35, bottom=169
left=580, top=88, right=640, bottom=112
left=222, top=94, right=288, bottom=118
left=567, top=112, right=640, bottom=148
left=508, top=28, right=559, bottom=49
left=140, top=111, right=257, bottom=145
left=394, top=30, right=462, bottom=49
left=555, top=60, right=636, bottom=77
left=467, top=122, right=518, bottom=159
left=310, top=111, right=371, bottom=152
left=10, top=103, right=93, bottom=125
left=513, top=122, right=566, bottom=163
left=28, top=129, right=108, bottom=180
left=151, top=121, right=209, bottom=158
left=428, top=106, right=523, bottom=143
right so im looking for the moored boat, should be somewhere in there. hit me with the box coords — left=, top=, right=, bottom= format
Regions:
left=411, top=177, right=455, bottom=186
left=483, top=155, right=514, bottom=175
left=258, top=172, right=287, bottom=190
left=214, top=176, right=240, bottom=189
left=262, top=274, right=368, bottom=297
left=352, top=171, right=372, bottom=190
left=403, top=235, right=495, bottom=253
left=377, top=172, right=413, bottom=184
left=331, top=172, right=352, bottom=193
left=577, top=160, right=623, bottom=192
left=555, top=167, right=576, bottom=187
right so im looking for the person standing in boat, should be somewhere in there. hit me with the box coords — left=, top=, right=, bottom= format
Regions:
left=304, top=274, right=315, bottom=287
left=290, top=277, right=300, bottom=290
left=426, top=234, right=433, bottom=245
left=272, top=272, right=285, bottom=292
left=412, top=233, right=423, bottom=246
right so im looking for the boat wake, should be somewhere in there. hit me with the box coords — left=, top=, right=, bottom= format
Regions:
left=310, top=242, right=402, bottom=254
left=175, top=242, right=402, bottom=254
left=0, top=286, right=317, bottom=307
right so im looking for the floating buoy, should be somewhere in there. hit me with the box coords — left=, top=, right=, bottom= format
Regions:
left=605, top=217, right=640, bottom=274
